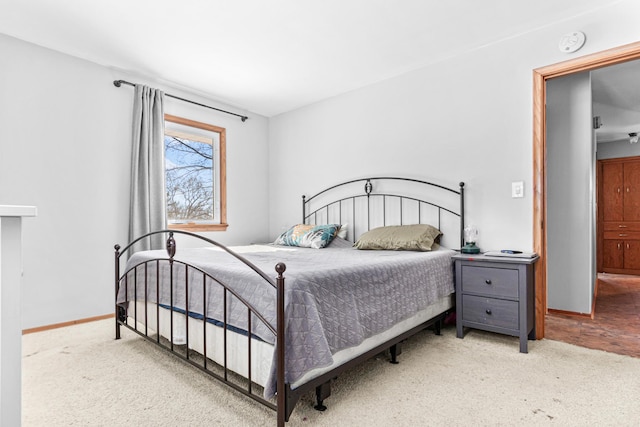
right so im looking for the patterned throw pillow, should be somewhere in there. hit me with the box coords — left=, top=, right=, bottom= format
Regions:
left=274, top=224, right=340, bottom=249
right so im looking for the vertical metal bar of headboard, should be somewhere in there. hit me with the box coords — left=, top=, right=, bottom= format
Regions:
left=302, top=195, right=306, bottom=224
left=352, top=197, right=356, bottom=239
left=383, top=195, right=386, bottom=226
left=459, top=182, right=465, bottom=249
left=400, top=197, right=403, bottom=226
left=418, top=201, right=421, bottom=225
left=365, top=180, right=372, bottom=231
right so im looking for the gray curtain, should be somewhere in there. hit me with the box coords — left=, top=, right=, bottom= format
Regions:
left=129, top=84, right=166, bottom=251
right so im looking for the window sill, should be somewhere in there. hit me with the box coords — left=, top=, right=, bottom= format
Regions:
left=168, top=223, right=229, bottom=232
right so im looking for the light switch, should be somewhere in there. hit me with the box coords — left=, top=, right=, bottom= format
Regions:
left=512, top=181, right=524, bottom=198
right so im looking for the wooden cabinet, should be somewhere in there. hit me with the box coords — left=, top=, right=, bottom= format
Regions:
left=453, top=254, right=538, bottom=353
left=624, top=161, right=640, bottom=221
left=598, top=157, right=640, bottom=275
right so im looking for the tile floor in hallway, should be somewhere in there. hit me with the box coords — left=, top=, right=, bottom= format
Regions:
left=545, top=273, right=640, bottom=358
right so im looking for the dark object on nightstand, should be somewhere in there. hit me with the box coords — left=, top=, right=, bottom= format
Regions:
left=453, top=253, right=539, bottom=353
left=461, top=242, right=480, bottom=254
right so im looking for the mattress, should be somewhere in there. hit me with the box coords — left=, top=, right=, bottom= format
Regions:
left=118, top=243, right=455, bottom=397
left=127, top=292, right=453, bottom=391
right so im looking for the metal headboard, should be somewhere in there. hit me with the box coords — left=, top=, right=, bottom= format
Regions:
left=302, top=177, right=465, bottom=249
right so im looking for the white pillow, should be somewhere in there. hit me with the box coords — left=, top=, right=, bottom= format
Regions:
left=337, top=223, right=348, bottom=240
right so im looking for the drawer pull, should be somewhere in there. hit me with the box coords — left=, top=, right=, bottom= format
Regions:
left=485, top=309, right=492, bottom=315
left=619, top=233, right=628, bottom=237
left=485, top=279, right=492, bottom=285
left=619, top=225, right=628, bottom=228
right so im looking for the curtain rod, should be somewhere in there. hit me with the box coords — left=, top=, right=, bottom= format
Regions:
left=113, top=79, right=248, bottom=122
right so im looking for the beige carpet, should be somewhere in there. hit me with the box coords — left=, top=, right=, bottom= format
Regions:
left=23, top=319, right=640, bottom=426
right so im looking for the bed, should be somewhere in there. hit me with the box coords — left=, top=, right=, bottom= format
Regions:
left=115, top=177, right=465, bottom=426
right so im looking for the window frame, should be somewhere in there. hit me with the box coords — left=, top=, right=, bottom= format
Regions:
left=164, top=114, right=228, bottom=232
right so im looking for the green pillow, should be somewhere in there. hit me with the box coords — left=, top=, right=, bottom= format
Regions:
left=354, top=224, right=442, bottom=251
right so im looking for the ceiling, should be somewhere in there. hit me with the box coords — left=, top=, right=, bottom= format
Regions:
left=592, top=60, right=640, bottom=143
left=0, top=0, right=627, bottom=117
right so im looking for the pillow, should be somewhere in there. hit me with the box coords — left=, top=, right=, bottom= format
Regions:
left=354, top=224, right=442, bottom=251
left=327, top=236, right=354, bottom=248
left=337, top=223, right=348, bottom=240
left=274, top=224, right=340, bottom=249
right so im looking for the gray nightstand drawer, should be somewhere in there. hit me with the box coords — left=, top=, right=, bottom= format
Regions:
left=462, top=295, right=519, bottom=330
left=461, top=265, right=518, bottom=299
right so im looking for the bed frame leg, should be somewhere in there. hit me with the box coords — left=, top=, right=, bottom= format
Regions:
left=390, top=343, right=402, bottom=364
left=434, top=318, right=442, bottom=336
left=114, top=244, right=122, bottom=340
left=314, top=382, right=330, bottom=411
left=115, top=306, right=122, bottom=340
left=115, top=305, right=126, bottom=340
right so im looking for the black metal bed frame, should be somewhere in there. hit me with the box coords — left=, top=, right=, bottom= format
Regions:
left=303, top=177, right=465, bottom=248
left=114, top=177, right=465, bottom=426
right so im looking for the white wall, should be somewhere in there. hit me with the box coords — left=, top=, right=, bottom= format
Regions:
left=0, top=34, right=269, bottom=329
left=268, top=0, right=640, bottom=255
left=597, top=140, right=640, bottom=159
left=546, top=73, right=595, bottom=314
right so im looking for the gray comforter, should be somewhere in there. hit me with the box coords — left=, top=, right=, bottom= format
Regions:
left=117, top=244, right=455, bottom=398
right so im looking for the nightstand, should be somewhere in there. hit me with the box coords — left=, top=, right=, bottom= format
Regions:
left=453, top=253, right=539, bottom=353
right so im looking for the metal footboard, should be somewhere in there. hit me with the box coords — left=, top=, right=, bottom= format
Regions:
left=114, top=230, right=288, bottom=425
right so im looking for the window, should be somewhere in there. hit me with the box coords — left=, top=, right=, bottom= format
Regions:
left=164, top=114, right=227, bottom=231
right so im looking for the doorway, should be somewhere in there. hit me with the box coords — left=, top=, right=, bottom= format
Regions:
left=533, top=41, right=640, bottom=339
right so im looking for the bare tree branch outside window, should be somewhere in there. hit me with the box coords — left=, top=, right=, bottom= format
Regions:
left=164, top=134, right=214, bottom=221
